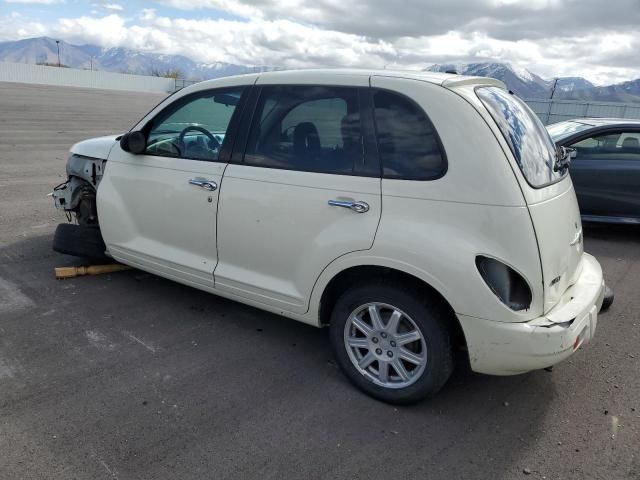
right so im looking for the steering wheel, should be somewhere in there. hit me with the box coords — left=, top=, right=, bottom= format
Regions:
left=177, top=125, right=220, bottom=152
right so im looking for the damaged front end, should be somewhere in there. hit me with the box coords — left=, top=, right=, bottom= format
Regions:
left=52, top=154, right=105, bottom=225
left=52, top=154, right=109, bottom=260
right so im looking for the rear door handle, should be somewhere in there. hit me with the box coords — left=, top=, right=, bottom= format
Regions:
left=189, top=178, right=218, bottom=191
left=328, top=199, right=370, bottom=213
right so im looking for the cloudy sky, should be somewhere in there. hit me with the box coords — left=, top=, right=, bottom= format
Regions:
left=1, top=0, right=638, bottom=84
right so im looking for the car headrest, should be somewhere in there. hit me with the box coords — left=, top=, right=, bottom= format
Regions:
left=621, top=137, right=640, bottom=149
left=293, top=122, right=321, bottom=158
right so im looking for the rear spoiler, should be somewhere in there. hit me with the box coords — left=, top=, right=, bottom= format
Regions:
left=442, top=76, right=506, bottom=90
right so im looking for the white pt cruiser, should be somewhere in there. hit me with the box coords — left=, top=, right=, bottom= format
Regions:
left=52, top=69, right=607, bottom=403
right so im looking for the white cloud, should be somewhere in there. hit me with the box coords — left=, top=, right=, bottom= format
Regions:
left=140, top=8, right=156, bottom=21
left=0, top=1, right=639, bottom=85
left=156, top=0, right=640, bottom=42
left=160, top=0, right=262, bottom=18
left=91, top=2, right=123, bottom=11
left=4, top=0, right=65, bottom=4
left=102, top=3, right=124, bottom=11
left=489, top=0, right=561, bottom=8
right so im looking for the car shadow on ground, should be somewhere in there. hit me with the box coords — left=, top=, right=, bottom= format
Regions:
left=0, top=233, right=556, bottom=479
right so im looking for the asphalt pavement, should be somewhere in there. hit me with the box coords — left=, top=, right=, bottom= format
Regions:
left=0, top=81, right=638, bottom=480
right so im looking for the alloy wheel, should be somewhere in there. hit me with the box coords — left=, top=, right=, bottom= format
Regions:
left=343, top=302, right=427, bottom=389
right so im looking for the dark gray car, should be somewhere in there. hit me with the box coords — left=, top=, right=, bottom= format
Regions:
left=548, top=118, right=640, bottom=224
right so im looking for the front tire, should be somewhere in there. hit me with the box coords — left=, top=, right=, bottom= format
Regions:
left=329, top=282, right=454, bottom=404
left=53, top=223, right=109, bottom=261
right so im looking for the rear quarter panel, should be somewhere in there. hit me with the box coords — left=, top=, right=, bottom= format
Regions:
left=308, top=77, right=544, bottom=324
left=452, top=84, right=586, bottom=313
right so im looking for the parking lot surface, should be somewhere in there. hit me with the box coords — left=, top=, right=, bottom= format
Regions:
left=1, top=81, right=639, bottom=480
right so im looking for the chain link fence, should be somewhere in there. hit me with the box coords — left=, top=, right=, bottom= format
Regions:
left=173, top=78, right=200, bottom=90
left=524, top=98, right=640, bottom=125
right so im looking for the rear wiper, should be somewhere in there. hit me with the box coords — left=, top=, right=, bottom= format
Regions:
left=553, top=146, right=574, bottom=172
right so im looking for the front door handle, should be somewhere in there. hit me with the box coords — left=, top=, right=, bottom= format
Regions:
left=328, top=199, right=370, bottom=213
left=189, top=178, right=218, bottom=191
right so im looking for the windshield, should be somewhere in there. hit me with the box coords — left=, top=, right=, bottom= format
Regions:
left=477, top=86, right=566, bottom=188
left=546, top=120, right=593, bottom=142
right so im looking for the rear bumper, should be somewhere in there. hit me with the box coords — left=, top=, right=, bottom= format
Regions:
left=459, top=253, right=605, bottom=375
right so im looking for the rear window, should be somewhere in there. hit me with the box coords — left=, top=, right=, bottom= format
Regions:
left=477, top=87, right=565, bottom=188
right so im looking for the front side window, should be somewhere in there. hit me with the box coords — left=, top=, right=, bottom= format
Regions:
left=145, top=88, right=244, bottom=161
left=570, top=131, right=640, bottom=161
left=373, top=89, right=446, bottom=179
left=477, top=86, right=564, bottom=188
left=244, top=86, right=362, bottom=174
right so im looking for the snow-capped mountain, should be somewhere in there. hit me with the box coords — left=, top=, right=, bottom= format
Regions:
left=1, top=37, right=639, bottom=102
left=0, top=37, right=262, bottom=80
left=427, top=62, right=550, bottom=98
left=558, top=78, right=640, bottom=103
left=554, top=77, right=595, bottom=93
left=426, top=62, right=640, bottom=102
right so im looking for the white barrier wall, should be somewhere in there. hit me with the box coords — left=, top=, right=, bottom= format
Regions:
left=0, top=62, right=176, bottom=93
left=3, top=61, right=640, bottom=119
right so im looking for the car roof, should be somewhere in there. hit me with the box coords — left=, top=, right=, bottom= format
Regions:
left=191, top=68, right=506, bottom=91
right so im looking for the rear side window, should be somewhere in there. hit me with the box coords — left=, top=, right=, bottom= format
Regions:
left=570, top=131, right=640, bottom=161
left=372, top=89, right=446, bottom=180
left=243, top=86, right=362, bottom=175
left=477, top=87, right=564, bottom=188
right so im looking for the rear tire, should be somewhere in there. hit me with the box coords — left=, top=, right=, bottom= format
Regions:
left=53, top=223, right=109, bottom=261
left=329, top=282, right=454, bottom=404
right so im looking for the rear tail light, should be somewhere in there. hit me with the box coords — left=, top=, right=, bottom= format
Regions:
left=476, top=256, right=532, bottom=311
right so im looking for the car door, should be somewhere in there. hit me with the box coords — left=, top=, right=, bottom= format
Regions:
left=98, top=87, right=247, bottom=289
left=568, top=128, right=640, bottom=220
left=214, top=81, right=382, bottom=314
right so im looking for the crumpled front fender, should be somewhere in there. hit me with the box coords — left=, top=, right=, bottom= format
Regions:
left=53, top=154, right=106, bottom=212
left=66, top=154, right=107, bottom=187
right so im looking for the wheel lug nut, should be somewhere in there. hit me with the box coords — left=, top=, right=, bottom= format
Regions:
left=372, top=337, right=379, bottom=344
left=387, top=351, right=393, bottom=357
left=375, top=348, right=382, bottom=355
